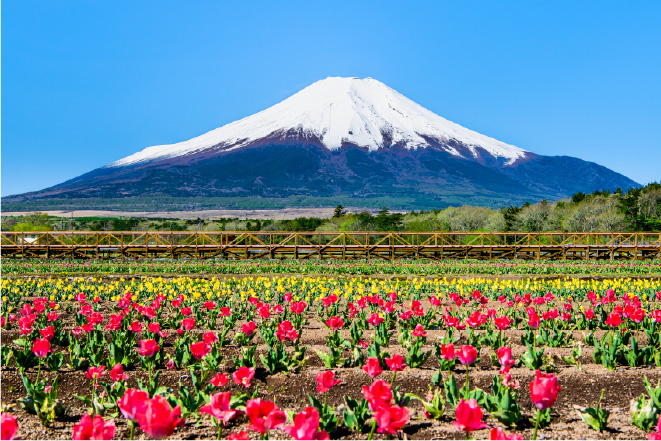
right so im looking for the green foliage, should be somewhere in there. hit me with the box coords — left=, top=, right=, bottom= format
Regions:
left=580, top=389, right=610, bottom=432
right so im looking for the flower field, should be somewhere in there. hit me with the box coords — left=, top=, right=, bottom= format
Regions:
left=3, top=259, right=661, bottom=277
left=2, top=274, right=661, bottom=439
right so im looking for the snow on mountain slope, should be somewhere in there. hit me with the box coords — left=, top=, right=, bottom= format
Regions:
left=108, top=77, right=528, bottom=168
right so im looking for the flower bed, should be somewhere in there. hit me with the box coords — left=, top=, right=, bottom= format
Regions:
left=1, top=275, right=661, bottom=440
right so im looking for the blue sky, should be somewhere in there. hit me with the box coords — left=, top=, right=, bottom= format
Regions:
left=2, top=1, right=660, bottom=196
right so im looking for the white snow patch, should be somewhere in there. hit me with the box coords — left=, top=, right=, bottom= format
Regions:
left=108, top=77, right=528, bottom=167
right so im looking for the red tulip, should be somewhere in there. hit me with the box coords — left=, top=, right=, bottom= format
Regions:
left=72, top=414, right=116, bottom=440
left=181, top=317, right=196, bottom=330
left=412, top=324, right=427, bottom=337
left=496, top=347, right=515, bottom=369
left=457, top=345, right=478, bottom=365
left=316, top=371, right=342, bottom=394
left=200, top=392, right=242, bottom=423
left=245, top=399, right=287, bottom=435
left=128, top=321, right=143, bottom=333
left=85, top=366, right=107, bottom=382
left=118, top=388, right=149, bottom=422
left=362, top=379, right=393, bottom=411
left=375, top=405, right=410, bottom=434
left=228, top=431, right=250, bottom=440
left=136, top=395, right=185, bottom=439
left=211, top=373, right=229, bottom=387
left=362, top=357, right=383, bottom=378
left=203, top=332, right=218, bottom=345
left=40, top=326, right=55, bottom=342
left=528, top=313, right=541, bottom=329
left=148, top=322, right=160, bottom=334
left=32, top=338, right=51, bottom=358
left=491, top=427, right=523, bottom=440
left=494, top=316, right=512, bottom=330
left=233, top=366, right=255, bottom=388
left=326, top=316, right=344, bottom=330
left=605, top=313, right=622, bottom=327
left=138, top=339, right=159, bottom=357
left=276, top=320, right=299, bottom=342
left=109, top=364, right=129, bottom=382
left=242, top=321, right=257, bottom=335
left=282, top=406, right=330, bottom=440
left=385, top=354, right=406, bottom=371
left=0, top=413, right=18, bottom=441
left=190, top=341, right=211, bottom=360
left=439, top=343, right=455, bottom=360
left=529, top=370, right=561, bottom=410
left=453, top=398, right=488, bottom=433
left=367, top=312, right=385, bottom=326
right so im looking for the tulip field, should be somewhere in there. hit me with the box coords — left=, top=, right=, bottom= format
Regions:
left=4, top=259, right=661, bottom=277
left=2, top=270, right=661, bottom=439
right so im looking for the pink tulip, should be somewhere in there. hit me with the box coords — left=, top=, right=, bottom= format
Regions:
left=200, top=392, right=242, bottom=423
left=190, top=341, right=211, bottom=360
left=0, top=413, right=18, bottom=441
left=32, top=338, right=51, bottom=358
left=138, top=339, right=159, bottom=357
left=109, top=364, right=129, bottom=382
left=385, top=354, right=406, bottom=371
left=282, top=407, right=329, bottom=440
left=136, top=395, right=185, bottom=439
left=316, top=371, right=342, bottom=394
left=72, top=414, right=115, bottom=440
left=362, top=379, right=393, bottom=411
left=457, top=345, right=478, bottom=365
left=529, top=370, right=561, bottom=410
left=375, top=405, right=410, bottom=434
left=118, top=388, right=149, bottom=422
left=233, top=366, right=255, bottom=388
left=491, top=427, right=523, bottom=440
left=362, top=357, right=383, bottom=378
left=245, top=399, right=287, bottom=435
left=211, top=373, right=229, bottom=387
left=453, top=398, right=488, bottom=433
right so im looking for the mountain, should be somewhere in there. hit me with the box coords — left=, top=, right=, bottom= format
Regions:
left=4, top=77, right=638, bottom=210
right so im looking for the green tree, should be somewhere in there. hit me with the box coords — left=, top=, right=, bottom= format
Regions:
left=332, top=205, right=347, bottom=218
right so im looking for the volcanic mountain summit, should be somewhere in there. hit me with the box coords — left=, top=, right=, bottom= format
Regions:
left=7, top=77, right=638, bottom=209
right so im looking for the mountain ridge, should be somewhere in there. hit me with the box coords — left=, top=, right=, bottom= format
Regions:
left=3, top=77, right=639, bottom=210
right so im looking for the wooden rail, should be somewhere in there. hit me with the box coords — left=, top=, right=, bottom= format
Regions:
left=1, top=231, right=660, bottom=261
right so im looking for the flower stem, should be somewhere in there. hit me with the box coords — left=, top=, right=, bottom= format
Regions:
left=217, top=422, right=222, bottom=440
left=464, top=366, right=470, bottom=399
left=367, top=419, right=377, bottom=440
left=35, top=359, right=42, bottom=384
left=129, top=421, right=135, bottom=440
left=532, top=408, right=542, bottom=440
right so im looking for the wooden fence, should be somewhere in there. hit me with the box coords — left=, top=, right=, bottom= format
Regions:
left=1, top=231, right=660, bottom=260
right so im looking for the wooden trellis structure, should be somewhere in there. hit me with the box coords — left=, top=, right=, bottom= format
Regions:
left=1, top=231, right=660, bottom=260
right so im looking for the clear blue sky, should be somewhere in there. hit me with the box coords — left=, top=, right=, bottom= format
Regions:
left=2, top=1, right=660, bottom=197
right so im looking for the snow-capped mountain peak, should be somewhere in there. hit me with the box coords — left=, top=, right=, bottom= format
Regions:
left=109, top=76, right=528, bottom=167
